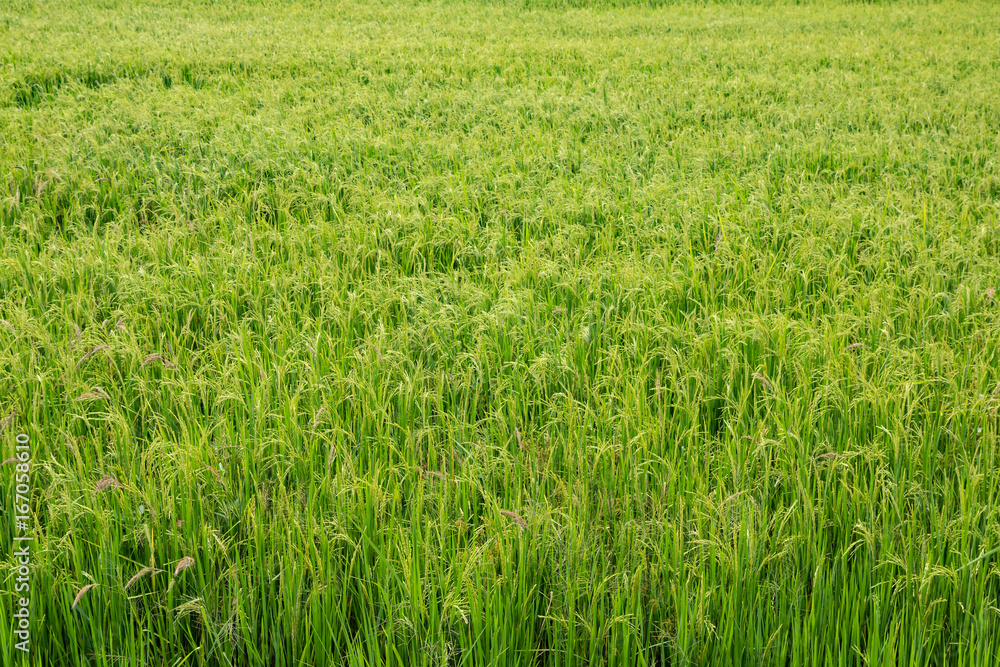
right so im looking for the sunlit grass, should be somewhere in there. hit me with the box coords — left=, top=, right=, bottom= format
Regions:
left=1, top=0, right=1000, bottom=664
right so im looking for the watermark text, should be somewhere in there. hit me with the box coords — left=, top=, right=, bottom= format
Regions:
left=11, top=432, right=31, bottom=654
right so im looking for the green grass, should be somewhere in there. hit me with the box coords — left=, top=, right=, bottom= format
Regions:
left=2, top=0, right=1000, bottom=664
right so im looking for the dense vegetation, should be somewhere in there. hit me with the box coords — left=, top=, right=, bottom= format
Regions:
left=2, top=0, right=1000, bottom=664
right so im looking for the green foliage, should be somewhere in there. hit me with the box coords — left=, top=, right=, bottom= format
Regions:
left=1, top=0, right=999, bottom=665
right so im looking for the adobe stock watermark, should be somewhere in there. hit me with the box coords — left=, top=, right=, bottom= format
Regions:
left=10, top=432, right=32, bottom=655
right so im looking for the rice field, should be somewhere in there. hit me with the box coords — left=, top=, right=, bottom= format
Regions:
left=2, top=0, right=1000, bottom=664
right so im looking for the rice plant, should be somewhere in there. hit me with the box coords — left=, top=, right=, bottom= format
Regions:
left=2, top=0, right=1000, bottom=664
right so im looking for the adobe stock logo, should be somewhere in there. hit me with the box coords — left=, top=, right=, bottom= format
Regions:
left=10, top=432, right=32, bottom=655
